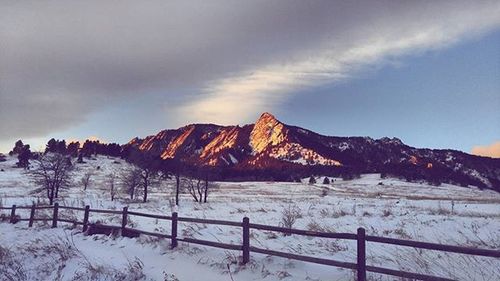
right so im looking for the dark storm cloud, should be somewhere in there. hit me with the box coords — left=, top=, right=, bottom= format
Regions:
left=1, top=0, right=499, bottom=143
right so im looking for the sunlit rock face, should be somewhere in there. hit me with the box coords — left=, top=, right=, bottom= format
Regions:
left=250, top=112, right=288, bottom=153
left=161, top=125, right=196, bottom=159
left=127, top=137, right=141, bottom=146
left=122, top=112, right=500, bottom=190
left=201, top=126, right=240, bottom=159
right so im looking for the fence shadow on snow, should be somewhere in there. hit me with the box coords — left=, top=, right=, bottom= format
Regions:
left=1, top=203, right=499, bottom=281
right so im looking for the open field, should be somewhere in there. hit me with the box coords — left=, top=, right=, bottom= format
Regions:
left=1, top=156, right=499, bottom=281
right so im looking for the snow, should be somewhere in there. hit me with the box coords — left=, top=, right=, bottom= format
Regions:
left=269, top=143, right=342, bottom=166
left=336, top=142, right=350, bottom=151
left=0, top=156, right=499, bottom=281
left=228, top=153, right=239, bottom=164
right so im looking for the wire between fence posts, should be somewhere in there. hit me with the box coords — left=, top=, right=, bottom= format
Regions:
left=28, top=204, right=36, bottom=227
left=357, top=227, right=366, bottom=281
left=171, top=212, right=178, bottom=249
left=82, top=205, right=90, bottom=232
left=52, top=203, right=59, bottom=228
left=242, top=217, right=250, bottom=264
left=121, top=206, right=128, bottom=232
left=10, top=205, right=16, bottom=223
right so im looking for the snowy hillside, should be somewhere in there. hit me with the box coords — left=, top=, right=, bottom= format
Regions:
left=123, top=112, right=500, bottom=190
left=0, top=156, right=499, bottom=281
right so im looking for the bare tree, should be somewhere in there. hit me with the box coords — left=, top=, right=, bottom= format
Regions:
left=159, top=158, right=183, bottom=206
left=182, top=173, right=217, bottom=203
left=31, top=153, right=73, bottom=205
left=108, top=173, right=116, bottom=201
left=126, top=150, right=161, bottom=203
left=182, top=177, right=202, bottom=202
left=120, top=167, right=142, bottom=200
left=175, top=168, right=181, bottom=205
left=202, top=173, right=217, bottom=203
left=81, top=171, right=93, bottom=190
left=139, top=167, right=156, bottom=203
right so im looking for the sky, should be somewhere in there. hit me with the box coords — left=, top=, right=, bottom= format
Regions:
left=0, top=0, right=499, bottom=156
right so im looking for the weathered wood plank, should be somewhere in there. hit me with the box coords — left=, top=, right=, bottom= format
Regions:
left=28, top=204, right=36, bottom=227
left=52, top=203, right=59, bottom=228
left=249, top=246, right=357, bottom=269
left=82, top=206, right=90, bottom=232
left=58, top=206, right=86, bottom=211
left=357, top=227, right=366, bottom=281
left=125, top=228, right=172, bottom=239
left=89, top=208, right=122, bottom=214
left=177, top=237, right=242, bottom=251
left=242, top=217, right=250, bottom=264
left=171, top=212, right=178, bottom=249
left=178, top=216, right=242, bottom=227
left=366, top=235, right=500, bottom=258
left=127, top=211, right=172, bottom=220
left=366, top=265, right=455, bottom=281
left=249, top=223, right=357, bottom=240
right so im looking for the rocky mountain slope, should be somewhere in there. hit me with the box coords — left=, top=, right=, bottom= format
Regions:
left=124, top=113, right=500, bottom=190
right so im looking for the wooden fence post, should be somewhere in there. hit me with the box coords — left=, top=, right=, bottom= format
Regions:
left=28, top=204, right=36, bottom=227
left=171, top=212, right=178, bottom=249
left=357, top=227, right=366, bottom=281
left=52, top=203, right=59, bottom=228
left=82, top=205, right=90, bottom=232
left=121, top=206, right=128, bottom=232
left=10, top=204, right=16, bottom=224
left=242, top=217, right=250, bottom=264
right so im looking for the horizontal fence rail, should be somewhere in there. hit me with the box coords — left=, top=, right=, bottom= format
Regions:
left=127, top=211, right=172, bottom=220
left=366, top=265, right=454, bottom=281
left=365, top=235, right=500, bottom=258
left=58, top=205, right=87, bottom=211
left=249, top=223, right=358, bottom=240
left=250, top=246, right=358, bottom=269
left=88, top=208, right=122, bottom=215
left=177, top=237, right=242, bottom=251
left=1, top=204, right=499, bottom=281
left=178, top=216, right=242, bottom=227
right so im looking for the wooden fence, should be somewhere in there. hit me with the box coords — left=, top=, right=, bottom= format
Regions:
left=1, top=203, right=499, bottom=281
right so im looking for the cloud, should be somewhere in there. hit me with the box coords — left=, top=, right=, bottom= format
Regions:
left=177, top=1, right=500, bottom=124
left=1, top=0, right=500, bottom=144
left=471, top=141, right=500, bottom=158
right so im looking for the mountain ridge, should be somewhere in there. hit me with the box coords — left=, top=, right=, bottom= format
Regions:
left=123, top=112, right=500, bottom=190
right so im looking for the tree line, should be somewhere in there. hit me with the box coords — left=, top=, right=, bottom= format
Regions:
left=6, top=139, right=217, bottom=206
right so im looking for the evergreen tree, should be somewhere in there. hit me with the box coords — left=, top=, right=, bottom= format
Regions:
left=57, top=139, right=67, bottom=154
left=308, top=176, right=316, bottom=184
left=17, top=144, right=32, bottom=169
left=10, top=140, right=24, bottom=155
left=67, top=141, right=80, bottom=157
left=77, top=153, right=84, bottom=163
left=45, top=138, right=57, bottom=154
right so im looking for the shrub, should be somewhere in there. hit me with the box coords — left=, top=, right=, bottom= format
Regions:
left=320, top=188, right=328, bottom=197
left=280, top=203, right=302, bottom=235
left=307, top=220, right=327, bottom=232
left=382, top=209, right=392, bottom=217
left=0, top=245, right=27, bottom=280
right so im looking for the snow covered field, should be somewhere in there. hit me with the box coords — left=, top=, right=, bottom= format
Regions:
left=0, top=156, right=499, bottom=281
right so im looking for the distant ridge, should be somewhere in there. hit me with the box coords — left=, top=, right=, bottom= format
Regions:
left=124, top=112, right=500, bottom=190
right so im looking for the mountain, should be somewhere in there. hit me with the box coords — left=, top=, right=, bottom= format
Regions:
left=124, top=113, right=500, bottom=190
